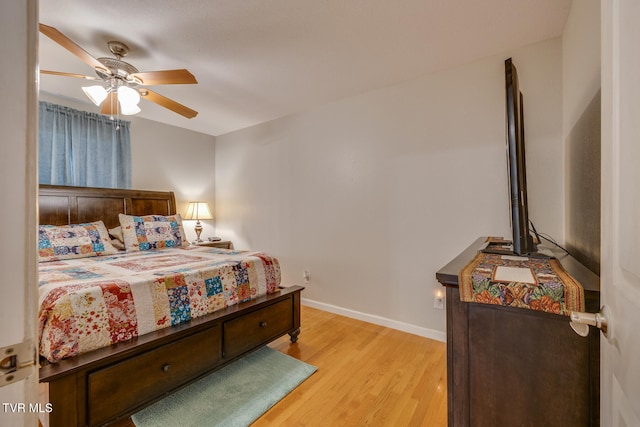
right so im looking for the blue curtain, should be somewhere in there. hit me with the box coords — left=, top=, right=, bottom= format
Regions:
left=38, top=101, right=132, bottom=188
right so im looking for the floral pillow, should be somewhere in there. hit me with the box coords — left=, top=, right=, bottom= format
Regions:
left=119, top=213, right=189, bottom=252
left=38, top=221, right=119, bottom=262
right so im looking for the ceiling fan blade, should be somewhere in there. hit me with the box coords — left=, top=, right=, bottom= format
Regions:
left=39, top=23, right=107, bottom=72
left=100, top=92, right=120, bottom=116
left=141, top=90, right=198, bottom=119
left=40, top=70, right=100, bottom=80
left=131, top=69, right=197, bottom=85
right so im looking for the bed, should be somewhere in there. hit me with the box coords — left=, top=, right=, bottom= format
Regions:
left=37, top=184, right=303, bottom=427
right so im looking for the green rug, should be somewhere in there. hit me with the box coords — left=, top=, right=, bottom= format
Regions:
left=132, top=346, right=317, bottom=427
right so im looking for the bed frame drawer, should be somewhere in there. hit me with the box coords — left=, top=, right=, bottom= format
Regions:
left=224, top=298, right=294, bottom=358
left=40, top=286, right=303, bottom=427
left=87, top=325, right=222, bottom=426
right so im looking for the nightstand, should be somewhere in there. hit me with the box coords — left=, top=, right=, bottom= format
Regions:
left=193, top=240, right=233, bottom=249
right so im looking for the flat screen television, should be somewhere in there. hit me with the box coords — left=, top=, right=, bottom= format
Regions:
left=483, top=58, right=541, bottom=256
left=504, top=58, right=536, bottom=255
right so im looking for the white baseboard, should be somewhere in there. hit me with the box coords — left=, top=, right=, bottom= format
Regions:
left=301, top=298, right=446, bottom=343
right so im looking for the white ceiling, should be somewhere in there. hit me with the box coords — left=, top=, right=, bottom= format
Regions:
left=39, top=0, right=572, bottom=137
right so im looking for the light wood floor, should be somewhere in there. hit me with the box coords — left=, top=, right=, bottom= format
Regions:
left=254, top=306, right=447, bottom=426
left=113, top=305, right=447, bottom=426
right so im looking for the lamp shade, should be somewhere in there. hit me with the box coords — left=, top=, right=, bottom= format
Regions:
left=82, top=85, right=109, bottom=106
left=117, top=86, right=141, bottom=115
left=184, top=201, right=213, bottom=221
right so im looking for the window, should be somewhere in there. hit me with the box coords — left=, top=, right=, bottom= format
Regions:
left=38, top=101, right=131, bottom=188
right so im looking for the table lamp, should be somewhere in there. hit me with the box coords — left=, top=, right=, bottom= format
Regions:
left=184, top=201, right=213, bottom=243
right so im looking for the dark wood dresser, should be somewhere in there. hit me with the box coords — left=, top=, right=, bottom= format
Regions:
left=436, top=237, right=600, bottom=427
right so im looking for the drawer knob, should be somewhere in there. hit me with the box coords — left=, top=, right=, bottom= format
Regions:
left=259, top=321, right=267, bottom=328
left=162, top=364, right=171, bottom=372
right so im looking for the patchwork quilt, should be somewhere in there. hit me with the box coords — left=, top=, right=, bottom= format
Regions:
left=38, top=246, right=281, bottom=362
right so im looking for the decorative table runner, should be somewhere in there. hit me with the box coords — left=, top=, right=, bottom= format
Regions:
left=458, top=250, right=584, bottom=316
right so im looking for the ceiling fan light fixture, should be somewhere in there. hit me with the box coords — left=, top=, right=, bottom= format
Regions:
left=82, top=85, right=109, bottom=106
left=119, top=103, right=141, bottom=116
left=117, top=85, right=141, bottom=115
left=40, top=24, right=199, bottom=119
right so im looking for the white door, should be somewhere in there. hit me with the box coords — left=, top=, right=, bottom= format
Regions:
left=0, top=1, right=39, bottom=426
left=600, top=1, right=640, bottom=425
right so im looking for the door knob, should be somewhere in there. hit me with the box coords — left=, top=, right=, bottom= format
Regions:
left=569, top=305, right=610, bottom=338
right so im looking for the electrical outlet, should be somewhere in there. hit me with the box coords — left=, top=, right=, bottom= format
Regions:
left=303, top=270, right=311, bottom=284
left=434, top=293, right=444, bottom=310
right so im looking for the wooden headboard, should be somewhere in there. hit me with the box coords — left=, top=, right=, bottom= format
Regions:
left=39, top=184, right=177, bottom=229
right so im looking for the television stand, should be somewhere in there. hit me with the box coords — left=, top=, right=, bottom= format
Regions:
left=436, top=237, right=600, bottom=427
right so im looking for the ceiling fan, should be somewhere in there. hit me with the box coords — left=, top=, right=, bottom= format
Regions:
left=39, top=23, right=198, bottom=119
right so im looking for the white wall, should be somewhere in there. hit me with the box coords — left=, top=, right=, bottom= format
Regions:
left=215, top=38, right=564, bottom=338
left=39, top=93, right=217, bottom=242
left=562, top=0, right=601, bottom=273
left=563, top=0, right=601, bottom=133
left=128, top=113, right=216, bottom=242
